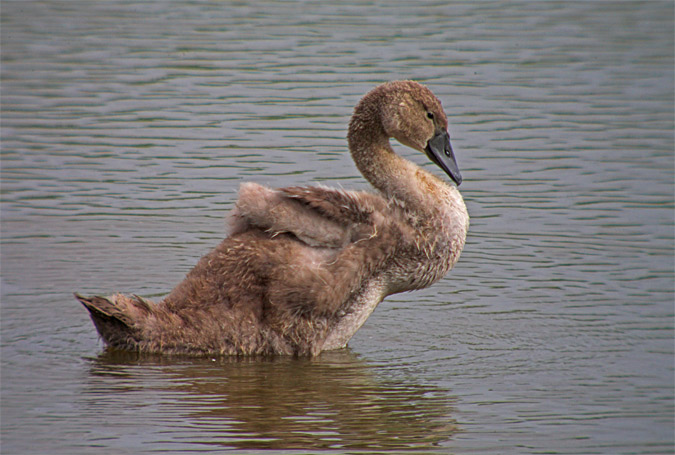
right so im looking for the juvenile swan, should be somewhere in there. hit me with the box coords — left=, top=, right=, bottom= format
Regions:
left=76, top=81, right=469, bottom=356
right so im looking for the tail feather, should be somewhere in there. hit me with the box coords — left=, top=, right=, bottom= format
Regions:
left=75, top=293, right=150, bottom=349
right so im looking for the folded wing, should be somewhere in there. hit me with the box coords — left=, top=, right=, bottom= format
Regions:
left=230, top=182, right=388, bottom=248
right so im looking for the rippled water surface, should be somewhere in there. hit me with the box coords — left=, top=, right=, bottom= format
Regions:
left=2, top=1, right=673, bottom=454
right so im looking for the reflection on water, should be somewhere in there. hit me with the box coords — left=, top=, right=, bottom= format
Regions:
left=86, top=349, right=455, bottom=451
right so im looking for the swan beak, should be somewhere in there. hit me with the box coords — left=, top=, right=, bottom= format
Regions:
left=425, top=130, right=462, bottom=186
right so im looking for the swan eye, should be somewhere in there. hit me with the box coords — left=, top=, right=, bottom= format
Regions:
left=426, top=112, right=434, bottom=120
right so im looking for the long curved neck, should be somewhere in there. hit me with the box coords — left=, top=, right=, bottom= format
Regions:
left=348, top=112, right=446, bottom=208
left=349, top=123, right=398, bottom=194
left=347, top=109, right=469, bottom=247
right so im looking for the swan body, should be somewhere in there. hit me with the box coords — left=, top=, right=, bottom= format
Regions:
left=77, top=81, right=469, bottom=356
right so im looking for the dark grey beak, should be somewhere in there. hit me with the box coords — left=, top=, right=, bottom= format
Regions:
left=425, top=130, right=462, bottom=186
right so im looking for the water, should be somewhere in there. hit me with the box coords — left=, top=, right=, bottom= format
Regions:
left=1, top=1, right=673, bottom=453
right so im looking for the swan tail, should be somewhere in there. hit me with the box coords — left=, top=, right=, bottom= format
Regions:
left=75, top=293, right=152, bottom=350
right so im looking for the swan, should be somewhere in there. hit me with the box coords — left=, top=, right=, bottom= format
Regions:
left=76, top=80, right=469, bottom=356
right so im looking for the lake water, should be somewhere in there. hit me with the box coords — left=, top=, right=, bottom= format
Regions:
left=1, top=1, right=673, bottom=454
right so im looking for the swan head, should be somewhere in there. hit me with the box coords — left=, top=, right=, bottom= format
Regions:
left=364, top=80, right=463, bottom=186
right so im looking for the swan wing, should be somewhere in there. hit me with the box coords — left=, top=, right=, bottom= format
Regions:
left=230, top=182, right=384, bottom=248
left=280, top=185, right=384, bottom=225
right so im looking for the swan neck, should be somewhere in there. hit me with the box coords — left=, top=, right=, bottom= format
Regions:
left=349, top=129, right=396, bottom=192
left=348, top=106, right=418, bottom=200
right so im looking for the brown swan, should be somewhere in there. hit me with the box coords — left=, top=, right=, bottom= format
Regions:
left=76, top=80, right=469, bottom=356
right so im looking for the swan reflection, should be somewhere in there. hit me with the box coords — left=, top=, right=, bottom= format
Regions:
left=85, top=349, right=457, bottom=451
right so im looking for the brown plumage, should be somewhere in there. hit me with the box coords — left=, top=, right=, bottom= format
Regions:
left=76, top=80, right=470, bottom=356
